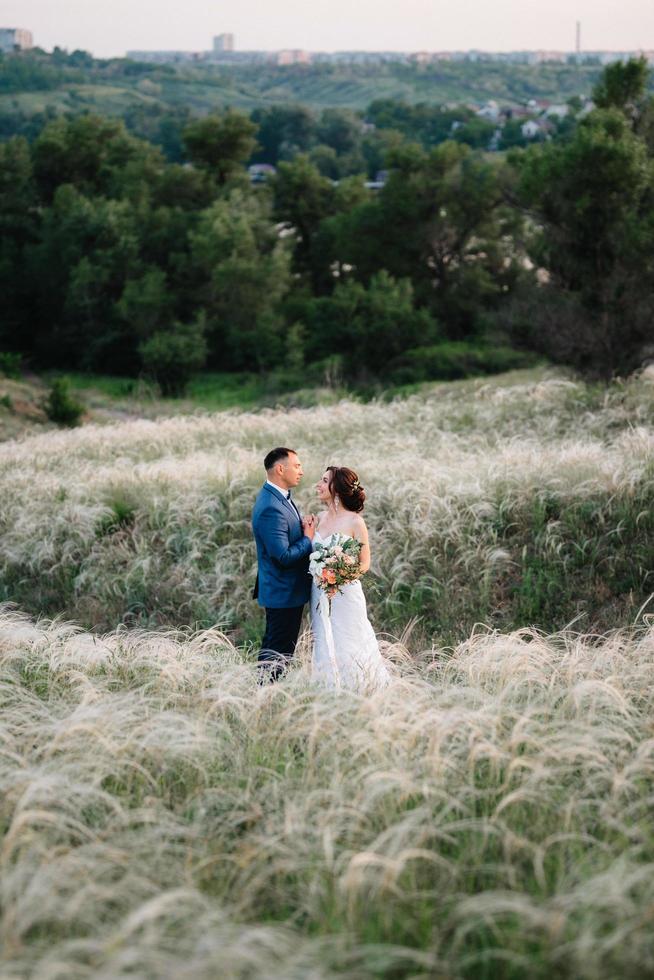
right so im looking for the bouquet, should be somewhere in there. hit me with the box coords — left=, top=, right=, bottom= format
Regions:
left=309, top=533, right=362, bottom=602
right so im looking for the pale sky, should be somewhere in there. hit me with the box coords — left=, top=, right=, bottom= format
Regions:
left=4, top=0, right=654, bottom=58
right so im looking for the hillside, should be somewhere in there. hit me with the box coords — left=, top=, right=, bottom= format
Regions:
left=1, top=366, right=654, bottom=978
left=1, top=368, right=652, bottom=642
left=0, top=55, right=610, bottom=120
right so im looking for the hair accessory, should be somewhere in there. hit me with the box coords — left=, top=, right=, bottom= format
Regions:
left=352, top=480, right=360, bottom=492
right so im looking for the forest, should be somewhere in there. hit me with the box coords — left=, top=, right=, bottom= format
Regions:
left=1, top=54, right=653, bottom=393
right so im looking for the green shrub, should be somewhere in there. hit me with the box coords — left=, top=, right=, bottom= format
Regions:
left=96, top=494, right=137, bottom=537
left=389, top=342, right=540, bottom=384
left=0, top=394, right=12, bottom=410
left=43, top=377, right=85, bottom=426
left=139, top=323, right=208, bottom=397
left=0, top=352, right=21, bottom=378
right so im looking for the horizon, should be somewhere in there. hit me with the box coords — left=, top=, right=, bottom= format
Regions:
left=2, top=1, right=654, bottom=60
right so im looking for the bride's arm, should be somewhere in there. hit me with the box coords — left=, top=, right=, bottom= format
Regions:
left=352, top=516, right=371, bottom=574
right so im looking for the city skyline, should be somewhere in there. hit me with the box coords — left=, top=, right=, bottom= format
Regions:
left=2, top=0, right=654, bottom=58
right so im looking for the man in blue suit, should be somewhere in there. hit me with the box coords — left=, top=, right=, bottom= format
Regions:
left=252, top=447, right=316, bottom=681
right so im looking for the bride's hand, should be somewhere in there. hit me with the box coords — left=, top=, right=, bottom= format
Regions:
left=303, top=515, right=316, bottom=540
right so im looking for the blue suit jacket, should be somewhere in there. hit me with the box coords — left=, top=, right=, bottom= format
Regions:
left=251, top=483, right=313, bottom=608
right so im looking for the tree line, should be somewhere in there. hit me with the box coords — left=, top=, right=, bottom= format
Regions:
left=0, top=58, right=652, bottom=393
left=1, top=65, right=564, bottom=170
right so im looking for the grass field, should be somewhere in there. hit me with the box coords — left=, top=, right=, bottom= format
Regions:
left=0, top=369, right=652, bottom=641
left=1, top=610, right=653, bottom=978
left=1, top=367, right=653, bottom=977
left=0, top=369, right=348, bottom=443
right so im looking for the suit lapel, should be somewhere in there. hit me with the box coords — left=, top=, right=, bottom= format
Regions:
left=262, top=483, right=301, bottom=524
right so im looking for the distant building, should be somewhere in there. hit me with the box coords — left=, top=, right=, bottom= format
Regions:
left=125, top=40, right=654, bottom=72
left=476, top=100, right=500, bottom=122
left=248, top=163, right=276, bottom=184
left=312, top=51, right=409, bottom=65
left=213, top=33, right=234, bottom=53
left=544, top=104, right=569, bottom=119
left=0, top=27, right=33, bottom=53
left=127, top=50, right=208, bottom=64
left=275, top=49, right=311, bottom=65
left=535, top=50, right=567, bottom=63
left=521, top=120, right=542, bottom=139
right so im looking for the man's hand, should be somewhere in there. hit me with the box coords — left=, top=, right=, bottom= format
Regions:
left=302, top=514, right=316, bottom=541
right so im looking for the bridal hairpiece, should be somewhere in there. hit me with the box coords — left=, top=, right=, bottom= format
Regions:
left=352, top=479, right=361, bottom=492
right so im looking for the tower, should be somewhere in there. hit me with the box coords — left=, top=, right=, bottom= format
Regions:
left=213, top=33, right=235, bottom=53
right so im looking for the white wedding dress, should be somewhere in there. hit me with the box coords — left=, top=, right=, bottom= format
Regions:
left=310, top=531, right=391, bottom=692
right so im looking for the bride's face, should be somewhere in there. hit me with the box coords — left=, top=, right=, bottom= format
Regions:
left=315, top=471, right=332, bottom=503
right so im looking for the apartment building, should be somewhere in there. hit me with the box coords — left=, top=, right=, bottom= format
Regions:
left=213, top=34, right=234, bottom=53
left=0, top=27, right=33, bottom=53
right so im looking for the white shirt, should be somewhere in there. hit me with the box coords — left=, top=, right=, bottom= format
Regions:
left=266, top=480, right=301, bottom=521
left=266, top=479, right=288, bottom=497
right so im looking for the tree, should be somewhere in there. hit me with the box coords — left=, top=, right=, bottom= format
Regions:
left=189, top=189, right=292, bottom=370
left=116, top=266, right=172, bottom=339
left=323, top=141, right=518, bottom=336
left=316, top=108, right=362, bottom=155
left=593, top=56, right=649, bottom=112
left=32, top=114, right=162, bottom=202
left=303, top=271, right=440, bottom=379
left=511, top=105, right=654, bottom=377
left=250, top=105, right=317, bottom=164
left=272, top=155, right=334, bottom=287
left=309, top=144, right=340, bottom=179
left=26, top=185, right=142, bottom=370
left=182, top=110, right=258, bottom=185
left=452, top=117, right=496, bottom=149
left=0, top=137, right=38, bottom=348
left=498, top=119, right=530, bottom=150
left=365, top=99, right=475, bottom=148
left=139, top=318, right=207, bottom=396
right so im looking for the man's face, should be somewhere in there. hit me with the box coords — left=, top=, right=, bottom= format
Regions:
left=278, top=452, right=304, bottom=489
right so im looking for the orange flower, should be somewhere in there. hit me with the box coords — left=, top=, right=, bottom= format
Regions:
left=325, top=569, right=337, bottom=584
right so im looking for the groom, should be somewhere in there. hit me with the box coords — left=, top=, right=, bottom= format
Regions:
left=252, top=447, right=316, bottom=682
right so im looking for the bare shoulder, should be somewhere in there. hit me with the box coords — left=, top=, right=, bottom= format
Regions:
left=350, top=514, right=368, bottom=537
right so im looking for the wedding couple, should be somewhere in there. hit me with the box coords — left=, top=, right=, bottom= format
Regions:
left=251, top=447, right=391, bottom=691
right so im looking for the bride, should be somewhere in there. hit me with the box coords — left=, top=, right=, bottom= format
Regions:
left=310, top=466, right=391, bottom=692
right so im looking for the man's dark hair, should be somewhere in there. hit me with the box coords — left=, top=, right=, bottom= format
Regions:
left=264, top=447, right=296, bottom=471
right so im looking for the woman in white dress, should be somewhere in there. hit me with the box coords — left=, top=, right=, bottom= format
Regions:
left=310, top=466, right=391, bottom=692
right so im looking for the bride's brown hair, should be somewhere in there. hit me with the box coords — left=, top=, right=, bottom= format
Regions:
left=327, top=466, right=366, bottom=513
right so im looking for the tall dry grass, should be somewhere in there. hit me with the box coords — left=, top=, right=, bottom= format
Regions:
left=1, top=607, right=653, bottom=978
left=0, top=370, right=652, bottom=639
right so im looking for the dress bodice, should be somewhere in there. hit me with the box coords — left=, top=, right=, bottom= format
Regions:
left=309, top=527, right=390, bottom=691
left=314, top=530, right=355, bottom=545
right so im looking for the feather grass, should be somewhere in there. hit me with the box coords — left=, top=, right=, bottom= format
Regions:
left=1, top=608, right=653, bottom=977
left=0, top=372, right=653, bottom=640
